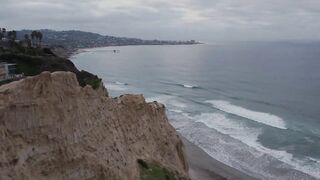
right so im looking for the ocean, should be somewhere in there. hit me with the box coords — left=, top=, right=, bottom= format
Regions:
left=71, top=42, right=320, bottom=179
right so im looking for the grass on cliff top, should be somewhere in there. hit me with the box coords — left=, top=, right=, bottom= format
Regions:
left=138, top=159, right=187, bottom=180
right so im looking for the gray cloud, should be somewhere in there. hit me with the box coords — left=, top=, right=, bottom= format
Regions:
left=1, top=0, right=320, bottom=42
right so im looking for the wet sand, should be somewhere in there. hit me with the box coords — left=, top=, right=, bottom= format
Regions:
left=182, top=137, right=259, bottom=180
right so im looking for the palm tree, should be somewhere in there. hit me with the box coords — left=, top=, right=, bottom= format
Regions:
left=31, top=31, right=37, bottom=47
left=30, top=31, right=44, bottom=47
left=7, top=31, right=16, bottom=47
left=2, top=28, right=6, bottom=36
left=0, top=28, right=6, bottom=39
left=11, top=31, right=17, bottom=40
left=24, top=34, right=29, bottom=40
left=24, top=34, right=31, bottom=48
left=38, top=31, right=43, bottom=46
left=7, top=31, right=16, bottom=41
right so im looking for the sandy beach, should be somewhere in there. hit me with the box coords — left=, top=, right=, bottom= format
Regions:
left=182, top=137, right=259, bottom=180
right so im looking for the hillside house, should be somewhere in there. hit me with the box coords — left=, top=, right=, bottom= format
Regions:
left=0, top=38, right=10, bottom=50
left=0, top=62, right=17, bottom=81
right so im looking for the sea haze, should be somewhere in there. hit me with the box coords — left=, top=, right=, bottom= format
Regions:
left=71, top=42, right=320, bottom=179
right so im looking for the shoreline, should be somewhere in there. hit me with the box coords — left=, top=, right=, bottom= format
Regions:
left=67, top=43, right=204, bottom=59
left=182, top=137, right=259, bottom=180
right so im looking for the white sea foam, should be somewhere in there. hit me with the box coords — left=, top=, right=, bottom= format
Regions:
left=179, top=122, right=320, bottom=179
left=195, top=113, right=262, bottom=148
left=182, top=84, right=199, bottom=88
left=114, top=81, right=128, bottom=85
left=179, top=111, right=320, bottom=179
left=104, top=80, right=129, bottom=92
left=105, top=84, right=128, bottom=91
left=205, top=100, right=287, bottom=129
left=167, top=110, right=194, bottom=129
left=168, top=109, right=184, bottom=113
left=194, top=113, right=295, bottom=163
left=146, top=95, right=187, bottom=108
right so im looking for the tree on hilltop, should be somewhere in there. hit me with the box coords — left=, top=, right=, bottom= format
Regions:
left=24, top=34, right=29, bottom=40
left=37, top=31, right=43, bottom=46
left=24, top=34, right=31, bottom=47
left=31, top=31, right=43, bottom=47
left=31, top=31, right=37, bottom=46
left=2, top=28, right=6, bottom=35
left=0, top=28, right=6, bottom=39
left=7, top=30, right=17, bottom=47
left=7, top=30, right=17, bottom=41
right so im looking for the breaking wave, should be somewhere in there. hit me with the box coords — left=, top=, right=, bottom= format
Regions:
left=113, top=81, right=128, bottom=85
left=159, top=81, right=200, bottom=89
left=181, top=84, right=200, bottom=88
left=205, top=100, right=287, bottom=129
left=105, top=81, right=129, bottom=92
left=146, top=95, right=187, bottom=108
left=169, top=110, right=320, bottom=179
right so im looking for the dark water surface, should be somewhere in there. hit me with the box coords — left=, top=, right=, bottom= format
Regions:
left=72, top=42, right=320, bottom=179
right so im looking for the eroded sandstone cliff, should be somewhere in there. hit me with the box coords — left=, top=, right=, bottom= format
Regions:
left=0, top=71, right=188, bottom=180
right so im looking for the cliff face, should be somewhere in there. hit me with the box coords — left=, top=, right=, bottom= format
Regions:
left=0, top=72, right=188, bottom=180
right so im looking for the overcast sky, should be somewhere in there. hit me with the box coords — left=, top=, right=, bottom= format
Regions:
left=1, top=0, right=320, bottom=42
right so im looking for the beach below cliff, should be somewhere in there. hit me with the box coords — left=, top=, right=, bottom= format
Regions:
left=182, top=137, right=258, bottom=180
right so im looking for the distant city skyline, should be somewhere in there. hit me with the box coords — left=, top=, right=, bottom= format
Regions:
left=1, top=0, right=320, bottom=42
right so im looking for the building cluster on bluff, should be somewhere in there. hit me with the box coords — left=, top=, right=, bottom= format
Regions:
left=0, top=62, right=24, bottom=82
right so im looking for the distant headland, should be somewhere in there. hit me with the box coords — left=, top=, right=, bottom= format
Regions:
left=16, top=29, right=200, bottom=49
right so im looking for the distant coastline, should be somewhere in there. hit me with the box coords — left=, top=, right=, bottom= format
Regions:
left=16, top=29, right=200, bottom=49
left=69, top=43, right=203, bottom=58
left=14, top=29, right=200, bottom=59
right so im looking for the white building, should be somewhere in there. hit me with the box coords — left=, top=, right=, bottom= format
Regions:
left=0, top=62, right=16, bottom=81
left=1, top=37, right=9, bottom=42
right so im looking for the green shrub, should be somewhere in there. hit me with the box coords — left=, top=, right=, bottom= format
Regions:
left=0, top=52, right=101, bottom=89
left=138, top=160, right=184, bottom=180
left=137, top=159, right=149, bottom=169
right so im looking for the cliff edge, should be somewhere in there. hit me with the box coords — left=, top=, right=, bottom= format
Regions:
left=0, top=71, right=189, bottom=180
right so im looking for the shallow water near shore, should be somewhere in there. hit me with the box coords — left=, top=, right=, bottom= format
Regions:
left=71, top=42, right=320, bottom=179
